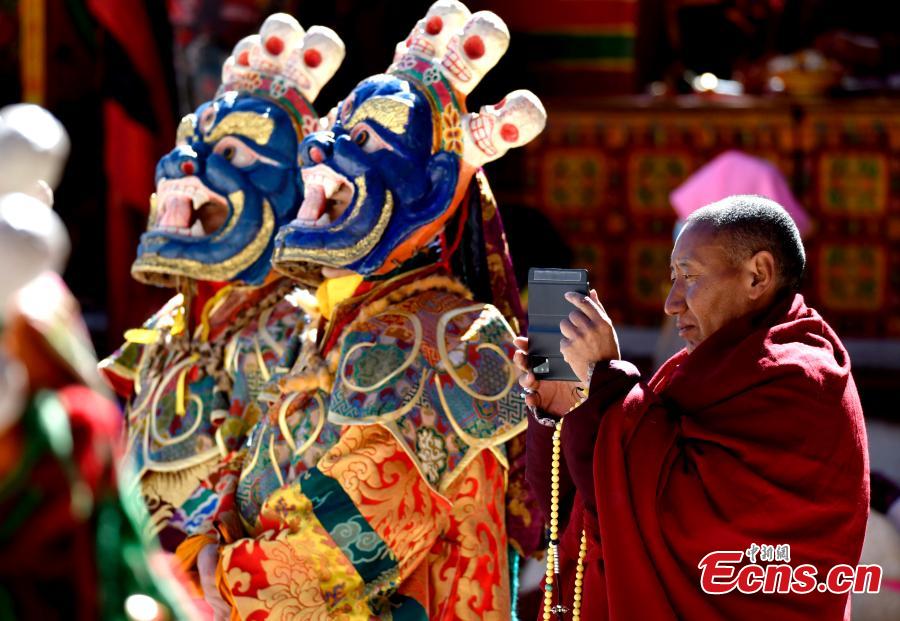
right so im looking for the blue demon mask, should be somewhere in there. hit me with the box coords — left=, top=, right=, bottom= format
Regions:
left=131, top=14, right=345, bottom=287
left=133, top=94, right=301, bottom=286
left=272, top=74, right=461, bottom=282
left=271, top=5, right=545, bottom=284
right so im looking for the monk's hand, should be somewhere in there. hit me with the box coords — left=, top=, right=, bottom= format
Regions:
left=514, top=336, right=583, bottom=416
left=560, top=289, right=620, bottom=384
left=197, top=543, right=231, bottom=621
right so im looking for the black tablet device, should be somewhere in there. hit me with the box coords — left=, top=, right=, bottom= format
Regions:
left=526, top=267, right=589, bottom=381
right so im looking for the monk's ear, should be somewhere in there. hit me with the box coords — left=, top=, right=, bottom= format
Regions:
left=747, top=250, right=776, bottom=300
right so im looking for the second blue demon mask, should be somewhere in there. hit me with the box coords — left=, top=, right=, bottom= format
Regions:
left=272, top=1, right=546, bottom=284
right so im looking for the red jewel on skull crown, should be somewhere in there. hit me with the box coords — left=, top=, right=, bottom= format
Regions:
left=309, top=146, right=325, bottom=164
left=237, top=50, right=250, bottom=66
left=500, top=123, right=519, bottom=143
left=463, top=35, right=485, bottom=59
left=426, top=16, right=443, bottom=35
left=181, top=161, right=196, bottom=175
left=265, top=36, right=284, bottom=55
left=304, top=48, right=322, bottom=68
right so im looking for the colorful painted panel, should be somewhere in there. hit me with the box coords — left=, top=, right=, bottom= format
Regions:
left=542, top=148, right=607, bottom=211
left=517, top=105, right=796, bottom=328
left=509, top=101, right=900, bottom=337
left=818, top=244, right=885, bottom=312
left=818, top=153, right=887, bottom=216
left=628, top=151, right=692, bottom=213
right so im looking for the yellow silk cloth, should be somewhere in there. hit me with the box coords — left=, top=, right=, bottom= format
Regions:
left=315, top=273, right=364, bottom=320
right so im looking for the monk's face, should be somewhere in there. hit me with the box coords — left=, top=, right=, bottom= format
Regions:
left=664, top=223, right=752, bottom=353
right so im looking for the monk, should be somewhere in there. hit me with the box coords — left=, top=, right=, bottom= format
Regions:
left=516, top=195, right=869, bottom=620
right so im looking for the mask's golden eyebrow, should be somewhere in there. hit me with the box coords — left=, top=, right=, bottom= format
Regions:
left=346, top=97, right=411, bottom=134
left=205, top=112, right=275, bottom=145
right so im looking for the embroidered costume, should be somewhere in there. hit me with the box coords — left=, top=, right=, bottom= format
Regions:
left=99, top=14, right=346, bottom=547
left=208, top=2, right=549, bottom=617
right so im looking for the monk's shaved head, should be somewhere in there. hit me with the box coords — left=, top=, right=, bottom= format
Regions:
left=686, top=195, right=806, bottom=293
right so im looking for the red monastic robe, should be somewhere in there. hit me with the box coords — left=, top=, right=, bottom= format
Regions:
left=527, top=294, right=869, bottom=620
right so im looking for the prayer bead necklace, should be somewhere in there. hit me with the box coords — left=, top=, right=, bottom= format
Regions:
left=542, top=418, right=587, bottom=620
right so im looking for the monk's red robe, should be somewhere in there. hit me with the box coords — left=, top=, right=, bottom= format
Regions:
left=527, top=294, right=869, bottom=620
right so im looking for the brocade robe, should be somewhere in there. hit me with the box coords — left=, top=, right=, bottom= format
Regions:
left=100, top=277, right=301, bottom=548
left=216, top=267, right=529, bottom=619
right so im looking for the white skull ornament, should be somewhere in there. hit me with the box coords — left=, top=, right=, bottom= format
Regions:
left=394, top=0, right=471, bottom=63
left=461, top=90, right=547, bottom=167
left=440, top=11, right=510, bottom=95
left=283, top=26, right=345, bottom=102
left=221, top=14, right=344, bottom=104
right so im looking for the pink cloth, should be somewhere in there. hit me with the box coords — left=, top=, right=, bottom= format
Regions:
left=670, top=150, right=811, bottom=236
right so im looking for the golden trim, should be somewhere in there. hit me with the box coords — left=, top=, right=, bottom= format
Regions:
left=435, top=304, right=517, bottom=403
left=274, top=188, right=392, bottom=266
left=489, top=444, right=508, bottom=470
left=240, top=428, right=264, bottom=479
left=268, top=438, right=284, bottom=487
left=152, top=394, right=203, bottom=447
left=205, top=112, right=275, bottom=145
left=328, top=177, right=367, bottom=233
left=215, top=426, right=228, bottom=457
left=293, top=393, right=327, bottom=457
left=277, top=392, right=301, bottom=453
left=256, top=304, right=285, bottom=359
left=476, top=342, right=517, bottom=396
left=175, top=366, right=189, bottom=416
left=253, top=337, right=271, bottom=383
left=133, top=198, right=275, bottom=282
left=224, top=335, right=240, bottom=376
left=210, top=191, right=245, bottom=243
left=346, top=96, right=411, bottom=134
left=149, top=356, right=205, bottom=447
left=339, top=311, right=422, bottom=393
left=433, top=372, right=527, bottom=452
left=329, top=368, right=430, bottom=426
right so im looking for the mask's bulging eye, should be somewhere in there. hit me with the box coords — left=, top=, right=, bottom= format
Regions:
left=199, top=107, right=217, bottom=134
left=353, top=129, right=370, bottom=147
left=348, top=122, right=392, bottom=154
left=213, top=136, right=264, bottom=168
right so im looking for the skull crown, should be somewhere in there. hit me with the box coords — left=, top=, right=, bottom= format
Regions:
left=221, top=14, right=345, bottom=114
left=389, top=1, right=546, bottom=167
